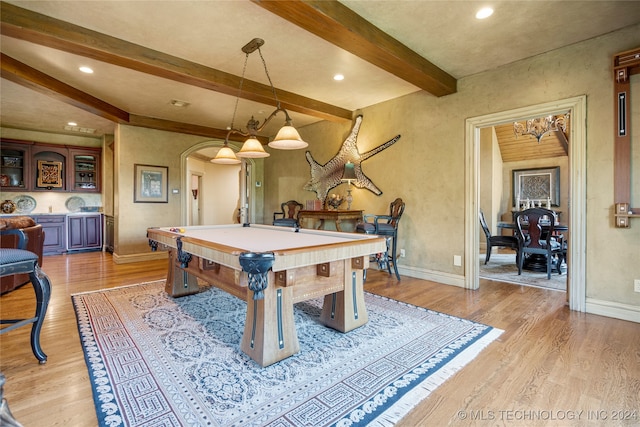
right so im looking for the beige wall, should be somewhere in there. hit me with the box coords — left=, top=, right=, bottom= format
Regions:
left=265, top=24, right=640, bottom=318
left=501, top=157, right=570, bottom=217
left=479, top=126, right=505, bottom=243
left=187, top=157, right=241, bottom=224
left=111, top=126, right=266, bottom=259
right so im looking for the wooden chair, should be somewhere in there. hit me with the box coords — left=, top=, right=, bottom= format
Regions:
left=479, top=210, right=519, bottom=264
left=514, top=208, right=564, bottom=279
left=356, top=198, right=405, bottom=280
left=273, top=200, right=303, bottom=228
left=0, top=228, right=51, bottom=363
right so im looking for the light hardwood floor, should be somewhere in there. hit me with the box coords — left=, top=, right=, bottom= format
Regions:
left=1, top=252, right=638, bottom=426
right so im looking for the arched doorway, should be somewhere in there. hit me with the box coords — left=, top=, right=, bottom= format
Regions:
left=180, top=141, right=257, bottom=226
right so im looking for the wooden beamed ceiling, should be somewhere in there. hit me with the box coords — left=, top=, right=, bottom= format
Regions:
left=494, top=120, right=569, bottom=163
left=0, top=1, right=457, bottom=139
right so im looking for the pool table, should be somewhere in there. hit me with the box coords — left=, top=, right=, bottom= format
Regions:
left=147, top=224, right=386, bottom=366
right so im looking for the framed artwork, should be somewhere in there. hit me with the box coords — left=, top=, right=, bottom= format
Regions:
left=134, top=164, right=168, bottom=203
left=37, top=160, right=63, bottom=188
left=513, top=166, right=560, bottom=207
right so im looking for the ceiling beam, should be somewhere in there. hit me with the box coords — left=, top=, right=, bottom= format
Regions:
left=1, top=53, right=267, bottom=142
left=0, top=1, right=352, bottom=123
left=252, top=0, right=457, bottom=97
left=129, top=115, right=268, bottom=144
left=1, top=53, right=130, bottom=123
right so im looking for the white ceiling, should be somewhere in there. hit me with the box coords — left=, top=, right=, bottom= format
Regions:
left=1, top=0, right=640, bottom=139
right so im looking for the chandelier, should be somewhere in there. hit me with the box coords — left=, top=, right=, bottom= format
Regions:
left=212, top=38, right=309, bottom=164
left=513, top=114, right=569, bottom=143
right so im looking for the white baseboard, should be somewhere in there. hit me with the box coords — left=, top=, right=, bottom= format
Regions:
left=112, top=251, right=167, bottom=264
left=397, top=265, right=466, bottom=288
left=586, top=298, right=640, bottom=323
left=399, top=266, right=638, bottom=324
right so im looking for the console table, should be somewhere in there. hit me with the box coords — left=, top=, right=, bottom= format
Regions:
left=298, top=209, right=363, bottom=232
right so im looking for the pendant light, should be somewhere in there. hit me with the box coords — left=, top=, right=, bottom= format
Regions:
left=211, top=38, right=308, bottom=164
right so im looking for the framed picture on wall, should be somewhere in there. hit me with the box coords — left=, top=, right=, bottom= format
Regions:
left=37, top=160, right=63, bottom=188
left=134, top=164, right=168, bottom=203
left=512, top=166, right=560, bottom=207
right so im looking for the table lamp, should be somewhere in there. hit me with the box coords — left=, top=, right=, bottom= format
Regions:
left=341, top=161, right=357, bottom=209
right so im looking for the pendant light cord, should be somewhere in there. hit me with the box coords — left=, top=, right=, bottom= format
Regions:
left=258, top=47, right=281, bottom=110
left=229, top=53, right=250, bottom=131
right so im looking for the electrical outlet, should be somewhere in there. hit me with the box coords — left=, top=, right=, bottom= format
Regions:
left=400, top=249, right=406, bottom=258
left=634, top=279, right=640, bottom=293
left=453, top=255, right=462, bottom=266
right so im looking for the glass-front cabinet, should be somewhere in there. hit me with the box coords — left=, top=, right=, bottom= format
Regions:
left=70, top=148, right=100, bottom=192
left=0, top=141, right=30, bottom=191
left=0, top=140, right=101, bottom=193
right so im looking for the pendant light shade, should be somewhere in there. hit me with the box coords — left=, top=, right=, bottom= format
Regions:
left=236, top=137, right=270, bottom=158
left=221, top=38, right=310, bottom=157
left=211, top=146, right=240, bottom=164
left=268, top=125, right=309, bottom=150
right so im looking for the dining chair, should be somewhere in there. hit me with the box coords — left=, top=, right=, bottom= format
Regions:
left=356, top=198, right=405, bottom=280
left=272, top=200, right=303, bottom=228
left=0, top=228, right=51, bottom=363
left=479, top=210, right=520, bottom=264
left=514, top=207, right=564, bottom=279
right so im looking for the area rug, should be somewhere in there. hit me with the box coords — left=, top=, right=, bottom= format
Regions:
left=72, top=280, right=502, bottom=427
left=480, top=253, right=566, bottom=291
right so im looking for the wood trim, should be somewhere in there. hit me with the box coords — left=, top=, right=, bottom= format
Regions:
left=252, top=0, right=457, bottom=97
left=1, top=53, right=129, bottom=123
left=612, top=47, right=640, bottom=221
left=1, top=53, right=268, bottom=142
left=128, top=115, right=268, bottom=144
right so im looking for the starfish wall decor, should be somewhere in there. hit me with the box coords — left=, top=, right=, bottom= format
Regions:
left=304, top=115, right=401, bottom=203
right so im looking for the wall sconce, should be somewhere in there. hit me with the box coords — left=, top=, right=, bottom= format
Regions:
left=341, top=161, right=356, bottom=209
left=192, top=189, right=198, bottom=200
left=212, top=38, right=309, bottom=164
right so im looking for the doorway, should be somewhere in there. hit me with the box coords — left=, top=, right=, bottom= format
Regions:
left=465, top=96, right=587, bottom=312
left=190, top=173, right=202, bottom=225
left=478, top=119, right=569, bottom=291
left=180, top=141, right=256, bottom=226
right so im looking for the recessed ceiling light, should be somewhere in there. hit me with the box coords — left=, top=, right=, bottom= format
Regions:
left=170, top=99, right=190, bottom=108
left=67, top=121, right=77, bottom=126
left=333, top=74, right=344, bottom=81
left=79, top=66, right=94, bottom=74
left=476, top=7, right=494, bottom=19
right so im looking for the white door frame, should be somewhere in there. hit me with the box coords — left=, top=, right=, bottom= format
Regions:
left=464, top=96, right=587, bottom=312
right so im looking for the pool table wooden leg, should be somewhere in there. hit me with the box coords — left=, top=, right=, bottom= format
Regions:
left=241, top=275, right=299, bottom=367
left=320, top=257, right=369, bottom=332
left=165, top=249, right=199, bottom=297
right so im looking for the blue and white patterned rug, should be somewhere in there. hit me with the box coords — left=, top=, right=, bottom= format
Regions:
left=72, top=280, right=502, bottom=427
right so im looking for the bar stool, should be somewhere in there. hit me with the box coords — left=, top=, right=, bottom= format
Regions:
left=0, top=229, right=51, bottom=364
